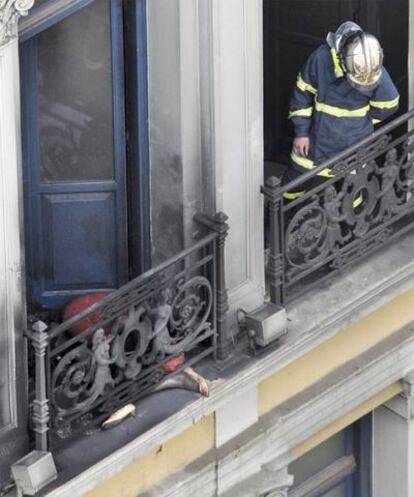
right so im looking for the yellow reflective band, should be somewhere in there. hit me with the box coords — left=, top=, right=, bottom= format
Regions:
left=289, top=107, right=313, bottom=118
left=372, top=118, right=381, bottom=125
left=353, top=194, right=363, bottom=208
left=369, top=96, right=400, bottom=109
left=296, top=74, right=318, bottom=95
left=330, top=48, right=344, bottom=78
left=290, top=151, right=334, bottom=178
left=291, top=151, right=314, bottom=168
left=314, top=100, right=370, bottom=118
left=283, top=191, right=305, bottom=200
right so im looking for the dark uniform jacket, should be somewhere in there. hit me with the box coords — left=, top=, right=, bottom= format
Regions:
left=289, top=43, right=400, bottom=177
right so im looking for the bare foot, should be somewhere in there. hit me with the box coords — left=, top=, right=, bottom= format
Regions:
left=184, top=367, right=209, bottom=397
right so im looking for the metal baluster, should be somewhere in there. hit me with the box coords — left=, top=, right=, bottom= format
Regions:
left=194, top=212, right=230, bottom=359
left=30, top=321, right=50, bottom=452
left=261, top=176, right=285, bottom=306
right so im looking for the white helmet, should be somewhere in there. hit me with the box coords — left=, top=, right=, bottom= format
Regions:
left=341, top=31, right=383, bottom=92
left=327, top=22, right=383, bottom=93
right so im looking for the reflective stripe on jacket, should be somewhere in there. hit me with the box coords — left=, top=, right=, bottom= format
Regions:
left=289, top=44, right=399, bottom=169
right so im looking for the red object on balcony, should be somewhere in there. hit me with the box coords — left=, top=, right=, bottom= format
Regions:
left=161, top=353, right=186, bottom=373
left=63, top=292, right=109, bottom=336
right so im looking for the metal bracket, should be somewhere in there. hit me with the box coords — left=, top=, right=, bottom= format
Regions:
left=238, top=303, right=288, bottom=355
left=11, top=451, right=57, bottom=496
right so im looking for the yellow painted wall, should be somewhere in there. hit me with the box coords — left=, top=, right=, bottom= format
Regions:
left=85, top=414, right=214, bottom=497
left=258, top=287, right=414, bottom=416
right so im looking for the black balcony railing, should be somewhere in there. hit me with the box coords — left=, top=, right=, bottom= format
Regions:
left=262, top=110, right=414, bottom=305
left=27, top=212, right=229, bottom=450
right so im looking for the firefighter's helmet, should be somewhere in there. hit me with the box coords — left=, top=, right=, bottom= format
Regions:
left=340, top=31, right=383, bottom=92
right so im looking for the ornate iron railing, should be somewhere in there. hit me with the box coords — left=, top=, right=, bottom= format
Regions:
left=262, top=109, right=414, bottom=304
left=27, top=213, right=229, bottom=449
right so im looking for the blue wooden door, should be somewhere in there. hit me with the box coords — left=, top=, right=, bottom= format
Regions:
left=20, top=0, right=128, bottom=308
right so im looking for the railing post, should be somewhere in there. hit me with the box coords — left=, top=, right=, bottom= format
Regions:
left=214, top=212, right=230, bottom=360
left=30, top=320, right=50, bottom=452
left=194, top=212, right=230, bottom=360
left=261, top=176, right=285, bottom=305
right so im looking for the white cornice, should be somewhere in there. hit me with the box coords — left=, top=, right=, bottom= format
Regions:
left=0, top=0, right=33, bottom=46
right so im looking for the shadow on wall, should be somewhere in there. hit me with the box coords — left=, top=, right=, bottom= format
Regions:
left=151, top=154, right=184, bottom=265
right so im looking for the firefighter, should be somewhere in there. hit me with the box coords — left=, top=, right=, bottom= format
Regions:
left=284, top=21, right=400, bottom=200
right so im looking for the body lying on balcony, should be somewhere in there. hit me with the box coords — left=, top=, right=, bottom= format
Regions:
left=25, top=212, right=230, bottom=490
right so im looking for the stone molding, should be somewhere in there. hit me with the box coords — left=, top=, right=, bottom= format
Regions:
left=289, top=456, right=355, bottom=497
left=384, top=370, right=414, bottom=420
left=0, top=0, right=33, bottom=46
left=221, top=466, right=293, bottom=497
left=0, top=31, right=30, bottom=477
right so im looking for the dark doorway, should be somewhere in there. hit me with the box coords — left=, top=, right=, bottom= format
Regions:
left=263, top=0, right=409, bottom=176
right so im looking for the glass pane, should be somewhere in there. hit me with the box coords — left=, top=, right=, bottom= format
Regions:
left=37, top=0, right=114, bottom=182
left=289, top=431, right=346, bottom=487
left=323, top=481, right=346, bottom=497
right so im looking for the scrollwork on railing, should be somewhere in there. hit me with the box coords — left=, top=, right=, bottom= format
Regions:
left=49, top=275, right=213, bottom=438
left=332, top=133, right=391, bottom=176
left=28, top=222, right=227, bottom=444
left=285, top=140, right=414, bottom=283
left=262, top=110, right=414, bottom=302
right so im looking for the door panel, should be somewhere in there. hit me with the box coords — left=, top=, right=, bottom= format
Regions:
left=360, top=0, right=408, bottom=115
left=20, top=0, right=128, bottom=308
left=264, top=0, right=360, bottom=164
left=41, top=192, right=118, bottom=290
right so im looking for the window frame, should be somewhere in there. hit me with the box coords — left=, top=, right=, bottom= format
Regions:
left=19, top=0, right=96, bottom=42
left=19, top=0, right=151, bottom=290
left=19, top=0, right=130, bottom=307
left=288, top=416, right=372, bottom=497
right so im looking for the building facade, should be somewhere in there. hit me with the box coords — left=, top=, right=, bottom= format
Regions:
left=0, top=0, right=414, bottom=496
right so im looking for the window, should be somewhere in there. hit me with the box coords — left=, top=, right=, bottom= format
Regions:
left=289, top=416, right=372, bottom=497
left=19, top=0, right=150, bottom=309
